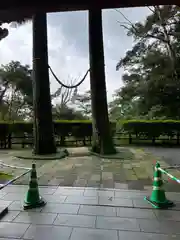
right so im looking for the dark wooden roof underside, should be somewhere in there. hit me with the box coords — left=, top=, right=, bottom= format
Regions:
left=0, top=1, right=171, bottom=24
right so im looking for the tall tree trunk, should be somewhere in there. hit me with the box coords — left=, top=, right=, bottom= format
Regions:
left=88, top=9, right=116, bottom=155
left=32, top=13, right=56, bottom=154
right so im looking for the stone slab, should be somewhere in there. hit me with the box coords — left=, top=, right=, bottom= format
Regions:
left=70, top=228, right=118, bottom=240
left=0, top=222, right=30, bottom=238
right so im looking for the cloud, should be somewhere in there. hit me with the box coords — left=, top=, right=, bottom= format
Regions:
left=0, top=7, right=150, bottom=102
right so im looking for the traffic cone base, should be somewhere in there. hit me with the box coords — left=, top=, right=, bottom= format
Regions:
left=24, top=196, right=46, bottom=210
left=144, top=196, right=174, bottom=209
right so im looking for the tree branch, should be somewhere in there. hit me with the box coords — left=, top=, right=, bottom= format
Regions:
left=147, top=6, right=156, bottom=14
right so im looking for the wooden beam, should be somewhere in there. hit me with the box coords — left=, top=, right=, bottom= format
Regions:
left=0, top=1, right=170, bottom=23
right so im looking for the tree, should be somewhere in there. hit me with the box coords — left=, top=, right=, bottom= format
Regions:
left=116, top=5, right=180, bottom=72
left=32, top=13, right=56, bottom=154
left=0, top=60, right=84, bottom=121
left=51, top=76, right=78, bottom=107
left=75, top=90, right=91, bottom=118
left=116, top=5, right=180, bottom=119
left=52, top=104, right=86, bottom=120
left=0, top=14, right=56, bottom=154
left=109, top=94, right=140, bottom=121
left=89, top=9, right=116, bottom=154
left=0, top=61, right=33, bottom=120
left=0, top=25, right=8, bottom=41
left=0, top=17, right=30, bottom=41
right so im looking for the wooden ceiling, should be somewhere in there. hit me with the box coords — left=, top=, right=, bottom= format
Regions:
left=0, top=1, right=169, bottom=23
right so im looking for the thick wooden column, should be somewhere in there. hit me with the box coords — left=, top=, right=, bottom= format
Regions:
left=32, top=13, right=56, bottom=154
left=88, top=9, right=116, bottom=155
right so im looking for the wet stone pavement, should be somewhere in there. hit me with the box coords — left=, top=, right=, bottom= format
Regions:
left=0, top=185, right=180, bottom=239
left=1, top=147, right=180, bottom=192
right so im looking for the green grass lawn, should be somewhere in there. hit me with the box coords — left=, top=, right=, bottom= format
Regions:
left=0, top=172, right=13, bottom=184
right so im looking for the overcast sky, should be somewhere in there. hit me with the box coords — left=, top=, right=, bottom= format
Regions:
left=0, top=7, right=150, bottom=102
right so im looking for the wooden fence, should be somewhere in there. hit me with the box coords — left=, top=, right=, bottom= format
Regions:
left=1, top=132, right=180, bottom=149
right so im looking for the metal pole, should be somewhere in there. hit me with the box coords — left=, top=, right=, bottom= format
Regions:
left=0, top=161, right=31, bottom=190
left=158, top=167, right=180, bottom=184
left=0, top=169, right=31, bottom=190
left=0, top=161, right=31, bottom=170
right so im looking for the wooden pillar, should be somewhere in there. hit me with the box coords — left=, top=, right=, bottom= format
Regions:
left=32, top=13, right=56, bottom=154
left=88, top=9, right=116, bottom=155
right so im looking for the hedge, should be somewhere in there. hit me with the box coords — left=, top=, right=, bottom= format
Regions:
left=2, top=119, right=180, bottom=139
left=122, top=120, right=180, bottom=139
left=0, top=120, right=116, bottom=139
left=1, top=120, right=180, bottom=139
left=1, top=120, right=180, bottom=147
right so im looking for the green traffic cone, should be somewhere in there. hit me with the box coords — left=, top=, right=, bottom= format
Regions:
left=23, top=163, right=46, bottom=210
left=144, top=162, right=174, bottom=209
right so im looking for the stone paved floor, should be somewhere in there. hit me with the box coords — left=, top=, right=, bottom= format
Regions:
left=0, top=185, right=180, bottom=239
left=142, top=146, right=180, bottom=166
left=1, top=147, right=180, bottom=191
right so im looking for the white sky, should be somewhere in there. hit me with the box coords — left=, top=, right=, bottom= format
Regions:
left=0, top=7, right=150, bottom=103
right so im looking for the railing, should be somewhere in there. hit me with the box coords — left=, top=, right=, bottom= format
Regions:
left=0, top=161, right=31, bottom=190
left=157, top=165, right=180, bottom=184
left=1, top=132, right=180, bottom=149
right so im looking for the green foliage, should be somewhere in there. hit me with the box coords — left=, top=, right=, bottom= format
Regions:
left=0, top=122, right=9, bottom=139
left=0, top=61, right=33, bottom=121
left=122, top=120, right=180, bottom=138
left=115, top=6, right=180, bottom=120
left=53, top=120, right=92, bottom=138
left=0, top=61, right=33, bottom=102
left=75, top=90, right=91, bottom=117
left=52, top=104, right=86, bottom=120
left=0, top=17, right=30, bottom=41
left=0, top=120, right=116, bottom=139
left=10, top=121, right=33, bottom=134
left=0, top=61, right=88, bottom=122
left=0, top=26, right=8, bottom=40
left=109, top=97, right=141, bottom=121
